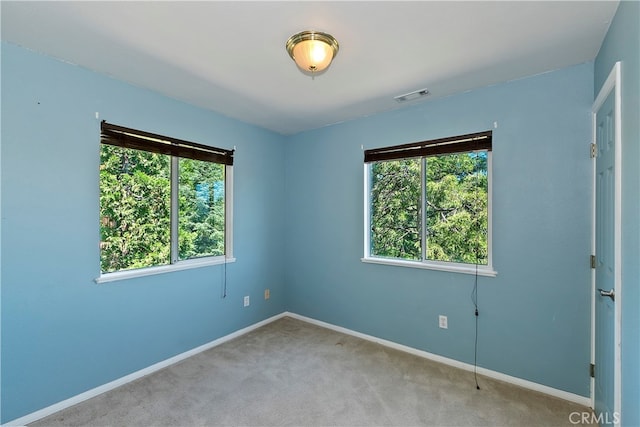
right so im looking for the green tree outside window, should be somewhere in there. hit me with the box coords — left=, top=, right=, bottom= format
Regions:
left=100, top=146, right=226, bottom=273
left=370, top=151, right=488, bottom=265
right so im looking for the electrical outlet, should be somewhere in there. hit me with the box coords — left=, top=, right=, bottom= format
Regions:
left=243, top=296, right=250, bottom=307
left=439, top=315, right=448, bottom=329
left=264, top=289, right=270, bottom=300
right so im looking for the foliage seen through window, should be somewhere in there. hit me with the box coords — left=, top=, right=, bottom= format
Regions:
left=369, top=151, right=488, bottom=265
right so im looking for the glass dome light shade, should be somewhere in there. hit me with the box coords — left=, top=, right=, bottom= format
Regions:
left=286, top=31, right=339, bottom=74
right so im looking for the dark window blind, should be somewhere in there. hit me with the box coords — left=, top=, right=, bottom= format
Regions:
left=101, top=121, right=234, bottom=165
left=364, top=130, right=492, bottom=163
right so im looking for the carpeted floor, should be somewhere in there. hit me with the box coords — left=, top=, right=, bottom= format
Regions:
left=30, top=316, right=593, bottom=426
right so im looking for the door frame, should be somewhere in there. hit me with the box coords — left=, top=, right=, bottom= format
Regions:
left=590, top=61, right=622, bottom=419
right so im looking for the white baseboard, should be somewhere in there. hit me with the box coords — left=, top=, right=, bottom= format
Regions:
left=5, top=309, right=590, bottom=426
left=285, top=312, right=592, bottom=408
left=3, top=312, right=288, bottom=427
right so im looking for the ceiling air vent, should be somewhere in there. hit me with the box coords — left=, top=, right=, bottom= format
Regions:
left=394, top=88, right=430, bottom=103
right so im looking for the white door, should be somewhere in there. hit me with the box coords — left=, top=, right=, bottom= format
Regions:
left=592, top=62, right=621, bottom=425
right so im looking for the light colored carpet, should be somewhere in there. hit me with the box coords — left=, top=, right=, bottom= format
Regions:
left=30, top=316, right=593, bottom=426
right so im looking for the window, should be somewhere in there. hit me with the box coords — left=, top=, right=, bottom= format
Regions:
left=363, top=131, right=495, bottom=276
left=98, top=121, right=234, bottom=282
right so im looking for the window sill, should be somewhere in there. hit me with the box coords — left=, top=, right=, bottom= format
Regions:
left=361, top=256, right=497, bottom=277
left=95, top=256, right=236, bottom=284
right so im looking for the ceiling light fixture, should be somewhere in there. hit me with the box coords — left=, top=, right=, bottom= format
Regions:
left=286, top=31, right=339, bottom=76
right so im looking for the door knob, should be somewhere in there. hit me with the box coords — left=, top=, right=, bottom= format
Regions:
left=598, top=288, right=615, bottom=301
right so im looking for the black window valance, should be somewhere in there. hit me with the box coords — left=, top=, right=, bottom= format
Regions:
left=101, top=121, right=234, bottom=165
left=364, top=130, right=492, bottom=163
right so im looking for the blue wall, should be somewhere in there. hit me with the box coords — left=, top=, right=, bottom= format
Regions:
left=595, top=1, right=640, bottom=426
left=0, top=42, right=286, bottom=423
left=285, top=63, right=594, bottom=397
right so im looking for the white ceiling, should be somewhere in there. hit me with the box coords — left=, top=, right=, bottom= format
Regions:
left=1, top=1, right=619, bottom=135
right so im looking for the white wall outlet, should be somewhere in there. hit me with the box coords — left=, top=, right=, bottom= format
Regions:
left=243, top=296, right=250, bottom=307
left=264, top=289, right=270, bottom=300
left=439, top=315, right=448, bottom=329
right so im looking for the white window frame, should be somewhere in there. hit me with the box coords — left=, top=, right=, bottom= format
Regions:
left=362, top=152, right=496, bottom=277
left=96, top=151, right=235, bottom=284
